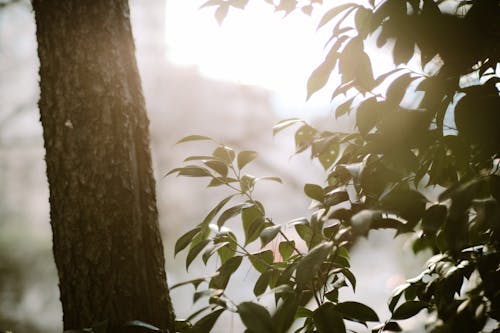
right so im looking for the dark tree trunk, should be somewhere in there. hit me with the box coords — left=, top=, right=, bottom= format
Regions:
left=32, top=1, right=175, bottom=331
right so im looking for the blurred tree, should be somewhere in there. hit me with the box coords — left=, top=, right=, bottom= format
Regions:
left=32, top=1, right=175, bottom=332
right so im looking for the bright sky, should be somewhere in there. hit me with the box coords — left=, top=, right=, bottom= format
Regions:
left=164, top=1, right=337, bottom=116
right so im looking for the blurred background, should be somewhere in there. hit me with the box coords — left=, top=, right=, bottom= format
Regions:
left=0, top=1, right=428, bottom=332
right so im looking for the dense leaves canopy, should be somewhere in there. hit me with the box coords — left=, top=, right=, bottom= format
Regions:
left=169, top=0, right=500, bottom=332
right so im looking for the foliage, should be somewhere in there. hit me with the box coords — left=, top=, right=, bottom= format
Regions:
left=169, top=0, right=500, bottom=332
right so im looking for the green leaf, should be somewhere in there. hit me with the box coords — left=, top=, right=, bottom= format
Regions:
left=254, top=271, right=270, bottom=296
left=273, top=296, right=299, bottom=333
left=217, top=234, right=237, bottom=264
left=304, top=183, right=325, bottom=202
left=279, top=241, right=295, bottom=260
left=307, top=49, right=338, bottom=99
left=383, top=321, right=402, bottom=332
left=294, top=223, right=312, bottom=245
left=214, top=3, right=229, bottom=25
left=356, top=97, right=379, bottom=136
left=422, top=204, right=447, bottom=234
left=273, top=118, right=304, bottom=136
left=213, top=146, right=235, bottom=164
left=209, top=256, right=243, bottom=289
left=238, top=302, right=274, bottom=333
left=318, top=3, right=358, bottom=29
left=237, top=150, right=258, bottom=170
left=295, top=306, right=313, bottom=318
left=296, top=242, right=333, bottom=288
left=350, top=209, right=382, bottom=235
left=165, top=165, right=212, bottom=178
left=202, top=241, right=229, bottom=264
left=325, top=189, right=349, bottom=207
left=186, top=239, right=210, bottom=269
left=335, top=96, right=356, bottom=119
left=342, top=271, right=355, bottom=293
left=385, top=73, right=413, bottom=105
left=169, top=277, right=207, bottom=290
left=337, top=301, right=379, bottom=322
left=189, top=309, right=225, bottom=333
left=217, top=203, right=247, bottom=227
left=242, top=203, right=265, bottom=244
left=240, top=175, right=256, bottom=193
left=249, top=250, right=274, bottom=273
left=201, top=195, right=235, bottom=226
left=313, top=302, right=346, bottom=333
left=260, top=225, right=281, bottom=247
left=392, top=300, right=427, bottom=320
left=184, top=155, right=215, bottom=162
left=175, top=227, right=201, bottom=256
left=176, top=135, right=212, bottom=144
left=208, top=176, right=238, bottom=187
left=204, top=160, right=228, bottom=176
left=257, top=176, right=283, bottom=183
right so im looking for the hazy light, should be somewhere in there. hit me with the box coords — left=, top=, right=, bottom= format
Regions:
left=164, top=1, right=336, bottom=116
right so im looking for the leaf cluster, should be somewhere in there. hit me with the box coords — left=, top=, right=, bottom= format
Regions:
left=170, top=0, right=500, bottom=332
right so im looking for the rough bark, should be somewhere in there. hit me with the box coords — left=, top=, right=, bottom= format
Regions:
left=32, top=1, right=175, bottom=331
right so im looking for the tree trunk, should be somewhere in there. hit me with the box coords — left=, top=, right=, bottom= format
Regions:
left=32, top=1, right=175, bottom=331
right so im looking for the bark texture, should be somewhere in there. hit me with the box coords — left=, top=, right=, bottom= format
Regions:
left=32, top=1, right=175, bottom=331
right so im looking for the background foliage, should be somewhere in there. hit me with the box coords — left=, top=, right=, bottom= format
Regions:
left=170, top=0, right=499, bottom=332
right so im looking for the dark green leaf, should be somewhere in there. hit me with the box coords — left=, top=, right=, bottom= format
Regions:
left=254, top=271, right=270, bottom=296
left=383, top=321, right=402, bottom=331
left=202, top=241, right=229, bottom=264
left=238, top=302, right=274, bottom=333
left=217, top=203, right=246, bottom=227
left=209, top=256, right=243, bottom=289
left=186, top=240, right=210, bottom=269
left=175, top=227, right=201, bottom=256
left=304, top=183, right=325, bottom=202
left=202, top=195, right=235, bottom=227
left=313, top=302, right=346, bottom=333
left=337, top=301, right=379, bottom=322
left=296, top=242, right=333, bottom=288
left=165, top=165, right=212, bottom=178
left=249, top=250, right=274, bottom=273
left=242, top=203, right=265, bottom=244
left=190, top=309, right=225, bottom=333
left=356, top=97, right=379, bottom=136
left=392, top=300, right=427, bottom=320
left=342, top=268, right=356, bottom=291
left=350, top=210, right=382, bottom=235
left=273, top=296, right=299, bottom=333
left=169, top=277, right=207, bottom=290
left=385, top=73, right=413, bottom=105
left=279, top=241, right=295, bottom=260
